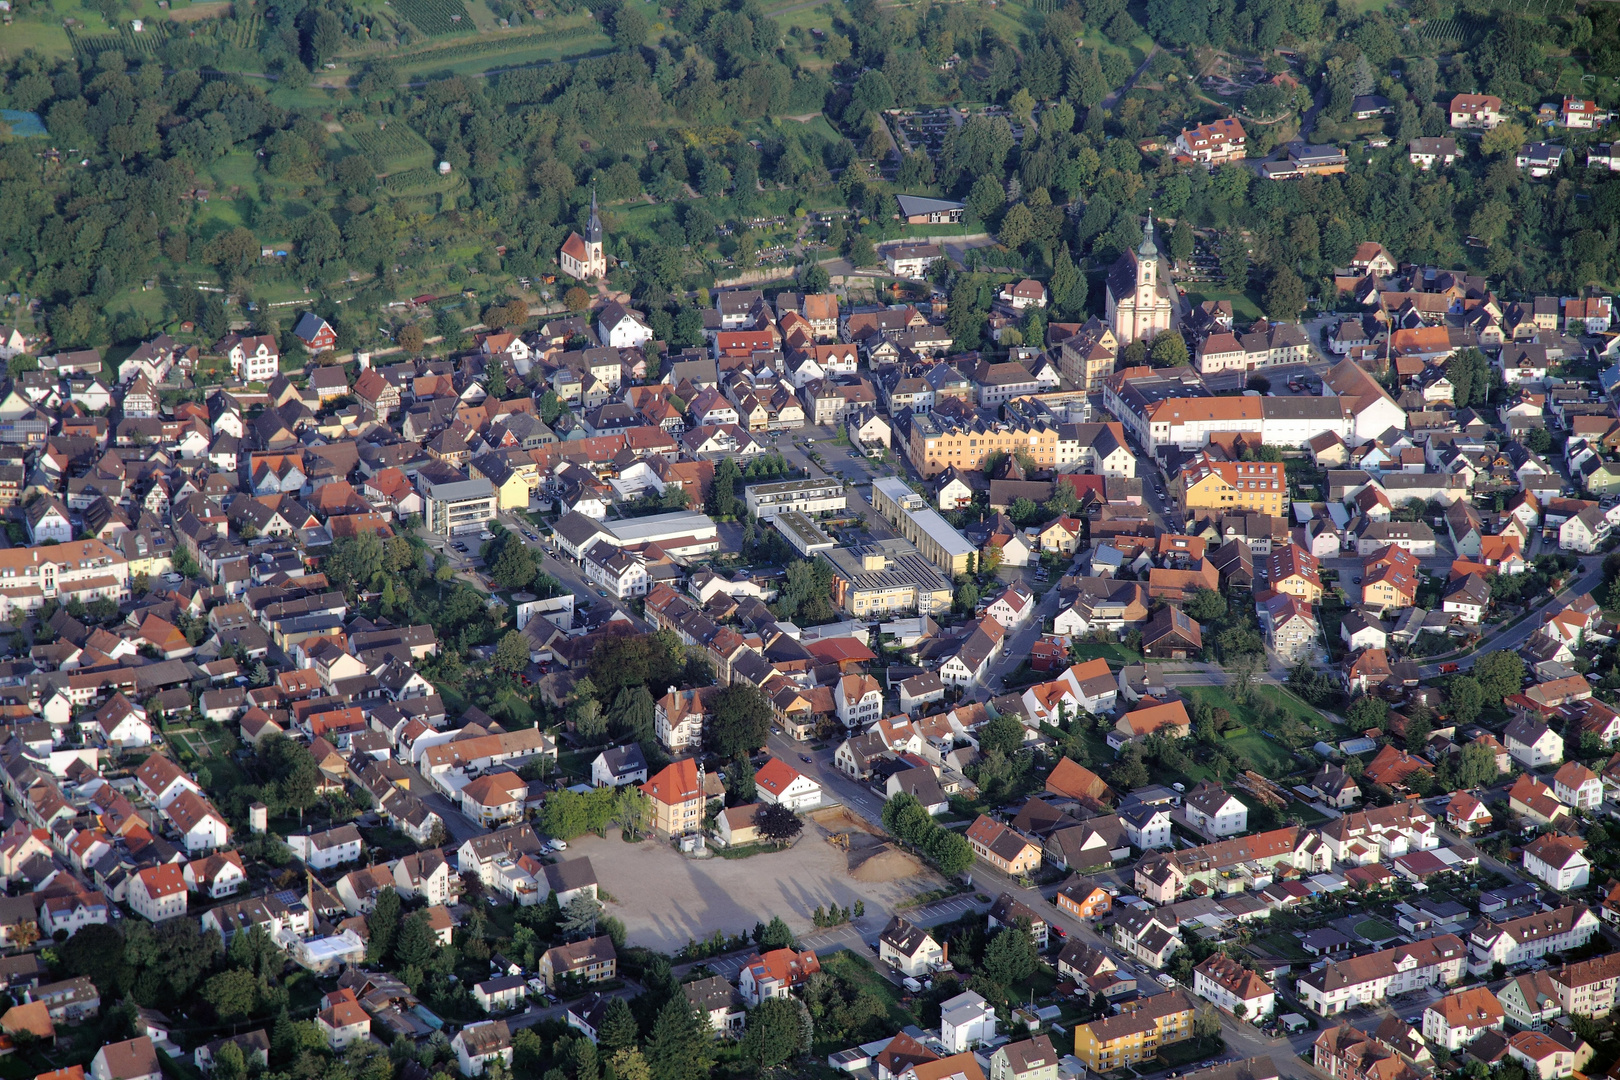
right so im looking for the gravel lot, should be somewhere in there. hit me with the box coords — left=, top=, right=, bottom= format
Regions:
left=566, top=818, right=946, bottom=952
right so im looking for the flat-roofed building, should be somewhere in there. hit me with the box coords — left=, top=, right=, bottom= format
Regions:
left=744, top=478, right=847, bottom=519
left=419, top=476, right=496, bottom=536
left=772, top=510, right=835, bottom=556
left=823, top=538, right=953, bottom=618
left=871, top=476, right=976, bottom=576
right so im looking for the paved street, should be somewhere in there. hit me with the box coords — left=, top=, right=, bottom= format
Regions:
left=1415, top=554, right=1604, bottom=677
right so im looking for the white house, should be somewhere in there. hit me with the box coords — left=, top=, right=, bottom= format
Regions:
left=1423, top=987, right=1505, bottom=1051
left=939, top=990, right=997, bottom=1052
left=597, top=304, right=654, bottom=349
left=1469, top=906, right=1599, bottom=970
left=754, top=758, right=823, bottom=811
left=129, top=865, right=188, bottom=922
left=453, top=1020, right=514, bottom=1077
left=1552, top=762, right=1603, bottom=809
left=286, top=825, right=364, bottom=870
left=165, top=791, right=231, bottom=855
left=1119, top=802, right=1174, bottom=850
left=1523, top=835, right=1590, bottom=892
left=1193, top=954, right=1275, bottom=1020
left=91, top=1037, right=163, bottom=1080
left=1183, top=782, right=1248, bottom=837
left=1504, top=717, right=1564, bottom=769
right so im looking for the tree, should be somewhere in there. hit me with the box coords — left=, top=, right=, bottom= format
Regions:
left=260, top=732, right=319, bottom=820
left=800, top=262, right=831, bottom=294
left=490, top=537, right=539, bottom=589
left=610, top=685, right=657, bottom=744
left=756, top=803, right=802, bottom=845
left=1345, top=695, right=1388, bottom=730
left=1264, top=267, right=1308, bottom=318
left=1184, top=588, right=1227, bottom=623
left=1447, top=676, right=1484, bottom=725
left=708, top=683, right=772, bottom=759
left=202, top=967, right=258, bottom=1022
left=1150, top=333, right=1189, bottom=367
left=367, top=887, right=402, bottom=964
left=646, top=995, right=716, bottom=1080
left=1474, top=650, right=1525, bottom=703
left=561, top=894, right=604, bottom=939
left=712, top=458, right=741, bottom=519
left=980, top=714, right=1025, bottom=757
left=1050, top=246, right=1087, bottom=319
left=565, top=286, right=591, bottom=311
left=1194, top=1001, right=1222, bottom=1038
left=726, top=755, right=756, bottom=803
left=597, top=998, right=639, bottom=1055
left=610, top=1049, right=652, bottom=1080
left=756, top=916, right=796, bottom=950
left=1220, top=231, right=1250, bottom=291
left=1169, top=219, right=1194, bottom=265
left=981, top=923, right=1038, bottom=988
left=739, top=997, right=808, bottom=1068
left=397, top=323, right=425, bottom=352
left=1481, top=121, right=1528, bottom=157
left=494, top=631, right=530, bottom=674
left=395, top=912, right=437, bottom=969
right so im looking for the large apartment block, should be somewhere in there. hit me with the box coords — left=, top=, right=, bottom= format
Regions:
left=1296, top=935, right=1466, bottom=1015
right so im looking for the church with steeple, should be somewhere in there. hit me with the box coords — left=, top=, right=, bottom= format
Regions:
left=1105, top=214, right=1175, bottom=345
left=559, top=190, right=606, bottom=281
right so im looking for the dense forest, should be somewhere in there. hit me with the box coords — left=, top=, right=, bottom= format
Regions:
left=0, top=0, right=1618, bottom=354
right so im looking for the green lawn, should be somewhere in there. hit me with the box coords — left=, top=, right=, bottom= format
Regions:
left=1354, top=917, right=1401, bottom=943
left=1070, top=641, right=1143, bottom=665
left=1185, top=287, right=1264, bottom=324
left=1221, top=730, right=1297, bottom=775
left=1252, top=932, right=1310, bottom=961
left=820, top=951, right=914, bottom=1029
left=1156, top=1036, right=1225, bottom=1070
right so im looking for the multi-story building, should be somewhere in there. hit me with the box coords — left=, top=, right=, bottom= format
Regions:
left=1423, top=987, right=1505, bottom=1050
left=1523, top=835, right=1590, bottom=891
left=743, top=478, right=846, bottom=519
left=654, top=686, right=720, bottom=752
left=1072, top=990, right=1194, bottom=1073
left=418, top=476, right=496, bottom=536
left=641, top=759, right=705, bottom=837
left=1179, top=455, right=1286, bottom=519
left=1193, top=954, right=1275, bottom=1019
left=1175, top=118, right=1248, bottom=166
left=965, top=816, right=1043, bottom=876
left=823, top=539, right=953, bottom=618
left=129, top=865, right=188, bottom=922
left=1296, top=935, right=1466, bottom=1014
left=0, top=538, right=131, bottom=620
left=1450, top=93, right=1503, bottom=128
left=871, top=477, right=976, bottom=576
left=907, top=412, right=1062, bottom=479
left=1469, top=905, right=1599, bottom=971
left=1550, top=952, right=1620, bottom=1018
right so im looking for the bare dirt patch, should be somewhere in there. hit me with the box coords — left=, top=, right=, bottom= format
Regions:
left=165, top=2, right=231, bottom=20
left=848, top=842, right=925, bottom=883
left=812, top=805, right=883, bottom=837
left=569, top=820, right=945, bottom=951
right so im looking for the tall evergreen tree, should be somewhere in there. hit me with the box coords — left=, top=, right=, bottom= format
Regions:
left=646, top=996, right=715, bottom=1080
left=597, top=998, right=640, bottom=1055
left=1050, top=245, right=1087, bottom=319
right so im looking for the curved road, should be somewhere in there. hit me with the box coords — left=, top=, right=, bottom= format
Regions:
left=1416, top=554, right=1604, bottom=678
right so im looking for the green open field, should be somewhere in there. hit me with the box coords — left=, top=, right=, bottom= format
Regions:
left=1186, top=287, right=1264, bottom=324
left=1254, top=931, right=1310, bottom=961
left=1355, top=917, right=1401, bottom=942
left=1071, top=641, right=1144, bottom=665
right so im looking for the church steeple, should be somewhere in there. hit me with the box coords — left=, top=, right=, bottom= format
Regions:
left=1139, top=211, right=1159, bottom=259
left=585, top=188, right=603, bottom=244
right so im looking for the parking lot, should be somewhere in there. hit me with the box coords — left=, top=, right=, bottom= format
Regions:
left=565, top=817, right=950, bottom=952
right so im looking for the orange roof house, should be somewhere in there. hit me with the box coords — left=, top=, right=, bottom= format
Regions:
left=1046, top=757, right=1114, bottom=806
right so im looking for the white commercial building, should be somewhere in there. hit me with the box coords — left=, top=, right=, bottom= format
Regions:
left=744, top=478, right=847, bottom=519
